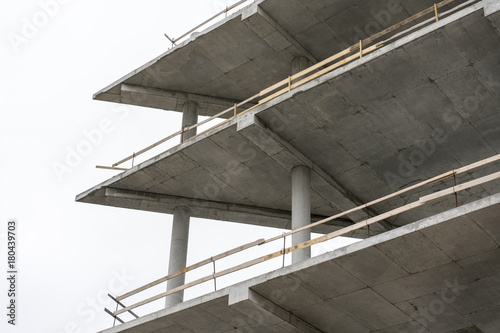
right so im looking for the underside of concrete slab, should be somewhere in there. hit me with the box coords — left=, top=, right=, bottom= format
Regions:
left=93, top=0, right=472, bottom=116
left=79, top=0, right=500, bottom=331
left=78, top=1, right=500, bottom=236
left=99, top=193, right=500, bottom=333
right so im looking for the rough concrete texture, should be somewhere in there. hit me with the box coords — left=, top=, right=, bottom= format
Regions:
left=98, top=194, right=500, bottom=333
left=93, top=0, right=470, bottom=116
left=78, top=2, right=500, bottom=233
left=291, top=165, right=311, bottom=264
left=165, top=206, right=190, bottom=307
left=79, top=2, right=500, bottom=331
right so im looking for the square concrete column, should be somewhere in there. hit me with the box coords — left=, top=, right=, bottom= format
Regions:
left=165, top=206, right=191, bottom=307
left=181, top=101, right=199, bottom=142
left=291, top=165, right=311, bottom=264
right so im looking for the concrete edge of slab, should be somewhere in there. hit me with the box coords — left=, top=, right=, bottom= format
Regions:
left=75, top=116, right=239, bottom=201
left=98, top=193, right=500, bottom=333
left=98, top=288, right=230, bottom=333
left=76, top=2, right=485, bottom=203
left=227, top=192, right=500, bottom=304
left=93, top=2, right=256, bottom=101
left=247, top=1, right=485, bottom=115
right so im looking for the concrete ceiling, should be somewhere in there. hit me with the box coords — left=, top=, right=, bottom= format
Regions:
left=98, top=194, right=500, bottom=333
left=79, top=2, right=500, bottom=331
left=93, top=0, right=470, bottom=116
left=77, top=3, right=500, bottom=233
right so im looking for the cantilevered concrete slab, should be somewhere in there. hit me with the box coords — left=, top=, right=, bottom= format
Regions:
left=94, top=0, right=471, bottom=116
left=78, top=2, right=500, bottom=234
left=98, top=193, right=500, bottom=333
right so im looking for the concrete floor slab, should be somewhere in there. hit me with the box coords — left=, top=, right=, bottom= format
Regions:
left=420, top=215, right=498, bottom=261
left=80, top=1, right=500, bottom=332
left=466, top=306, right=500, bottom=333
left=78, top=4, right=500, bottom=235
left=334, top=246, right=409, bottom=286
left=372, top=261, right=475, bottom=304
left=293, top=260, right=365, bottom=300
left=291, top=301, right=372, bottom=333
left=93, top=0, right=471, bottom=112
left=456, top=247, right=500, bottom=281
left=395, top=293, right=473, bottom=333
left=375, top=231, right=451, bottom=274
left=250, top=274, right=324, bottom=311
left=374, top=321, right=432, bottom=333
left=405, top=29, right=470, bottom=80
left=97, top=194, right=500, bottom=333
left=362, top=97, right=430, bottom=150
left=331, top=287, right=411, bottom=330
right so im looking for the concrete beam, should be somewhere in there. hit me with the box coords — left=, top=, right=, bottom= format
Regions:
left=101, top=188, right=377, bottom=236
left=119, top=84, right=255, bottom=117
left=237, top=114, right=391, bottom=231
left=242, top=4, right=317, bottom=64
left=229, top=288, right=324, bottom=333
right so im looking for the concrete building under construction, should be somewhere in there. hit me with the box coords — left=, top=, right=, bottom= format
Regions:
left=77, top=0, right=500, bottom=332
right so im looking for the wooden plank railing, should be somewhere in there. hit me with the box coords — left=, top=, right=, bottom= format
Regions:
left=96, top=0, right=474, bottom=171
left=116, top=238, right=264, bottom=302
left=105, top=153, right=500, bottom=322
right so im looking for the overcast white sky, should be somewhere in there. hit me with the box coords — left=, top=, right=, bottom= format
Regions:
left=1, top=1, right=359, bottom=332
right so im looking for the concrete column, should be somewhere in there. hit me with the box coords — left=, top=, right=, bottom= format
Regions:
left=291, top=165, right=311, bottom=264
left=165, top=102, right=198, bottom=307
left=290, top=58, right=313, bottom=265
left=165, top=206, right=191, bottom=307
left=181, top=101, right=199, bottom=142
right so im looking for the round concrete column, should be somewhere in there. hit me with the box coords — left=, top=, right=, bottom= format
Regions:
left=291, top=165, right=311, bottom=264
left=165, top=206, right=191, bottom=307
left=181, top=101, right=199, bottom=142
left=291, top=57, right=312, bottom=76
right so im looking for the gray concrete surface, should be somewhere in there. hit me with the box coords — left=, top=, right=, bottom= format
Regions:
left=99, top=193, right=500, bottom=333
left=291, top=165, right=311, bottom=264
left=92, top=0, right=470, bottom=115
left=181, top=101, right=199, bottom=142
left=79, top=1, right=500, bottom=330
left=77, top=1, right=500, bottom=234
left=165, top=206, right=191, bottom=307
